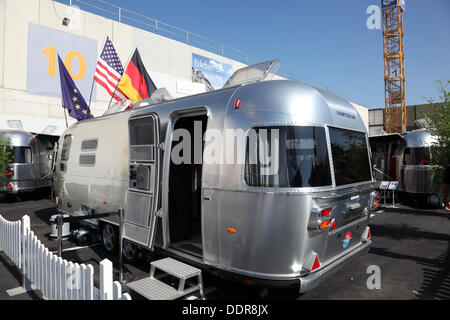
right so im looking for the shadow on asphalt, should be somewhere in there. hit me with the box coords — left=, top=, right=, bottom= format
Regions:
left=0, top=188, right=52, bottom=204
left=0, top=254, right=41, bottom=300
left=34, top=207, right=57, bottom=226
left=415, top=246, right=450, bottom=300
left=370, top=223, right=450, bottom=242
left=382, top=206, right=450, bottom=219
left=369, top=246, right=450, bottom=300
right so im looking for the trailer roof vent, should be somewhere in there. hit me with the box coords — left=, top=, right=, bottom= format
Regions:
left=7, top=120, right=23, bottom=131
left=223, top=60, right=282, bottom=89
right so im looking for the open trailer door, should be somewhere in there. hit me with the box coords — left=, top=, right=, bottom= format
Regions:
left=124, top=114, right=161, bottom=251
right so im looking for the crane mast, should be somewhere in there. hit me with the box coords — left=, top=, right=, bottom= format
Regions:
left=382, top=0, right=406, bottom=133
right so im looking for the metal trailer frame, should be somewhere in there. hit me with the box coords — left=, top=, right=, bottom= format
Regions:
left=54, top=77, right=375, bottom=293
left=1, top=130, right=58, bottom=194
left=370, top=129, right=442, bottom=205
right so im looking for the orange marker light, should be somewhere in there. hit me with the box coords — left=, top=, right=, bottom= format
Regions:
left=227, top=228, right=236, bottom=234
left=319, top=220, right=331, bottom=229
left=103, top=201, right=108, bottom=205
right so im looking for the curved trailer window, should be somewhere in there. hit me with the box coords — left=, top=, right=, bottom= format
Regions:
left=6, top=146, right=32, bottom=164
left=328, top=127, right=372, bottom=186
left=245, top=126, right=332, bottom=188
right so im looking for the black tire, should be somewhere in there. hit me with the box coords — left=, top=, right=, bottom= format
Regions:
left=101, top=223, right=118, bottom=253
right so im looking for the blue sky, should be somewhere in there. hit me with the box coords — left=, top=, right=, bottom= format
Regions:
left=62, top=0, right=450, bottom=108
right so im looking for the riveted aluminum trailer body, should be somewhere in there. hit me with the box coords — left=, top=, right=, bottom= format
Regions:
left=370, top=129, right=441, bottom=205
left=55, top=79, right=375, bottom=292
left=1, top=130, right=56, bottom=194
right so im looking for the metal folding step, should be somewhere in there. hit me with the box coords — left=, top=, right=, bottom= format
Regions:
left=127, top=257, right=205, bottom=300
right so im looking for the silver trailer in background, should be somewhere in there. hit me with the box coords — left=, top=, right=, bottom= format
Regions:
left=370, top=129, right=442, bottom=206
left=55, top=61, right=375, bottom=292
left=0, top=130, right=58, bottom=194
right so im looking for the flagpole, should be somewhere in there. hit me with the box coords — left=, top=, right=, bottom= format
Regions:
left=107, top=47, right=136, bottom=110
left=61, top=96, right=68, bottom=128
left=89, top=35, right=108, bottom=108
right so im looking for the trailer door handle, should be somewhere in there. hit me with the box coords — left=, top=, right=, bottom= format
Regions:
left=204, top=195, right=211, bottom=201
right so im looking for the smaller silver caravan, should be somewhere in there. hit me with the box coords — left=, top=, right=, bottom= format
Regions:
left=0, top=130, right=57, bottom=194
left=370, top=129, right=442, bottom=206
left=55, top=61, right=375, bottom=293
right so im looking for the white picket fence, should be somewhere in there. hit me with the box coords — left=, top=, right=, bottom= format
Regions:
left=0, top=214, right=131, bottom=300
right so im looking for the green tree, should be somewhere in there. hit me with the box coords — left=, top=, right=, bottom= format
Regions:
left=0, top=133, right=13, bottom=181
left=423, top=80, right=450, bottom=172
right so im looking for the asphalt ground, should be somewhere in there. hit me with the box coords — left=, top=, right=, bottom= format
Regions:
left=0, top=190, right=449, bottom=300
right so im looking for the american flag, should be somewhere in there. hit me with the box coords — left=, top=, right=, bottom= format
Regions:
left=94, top=36, right=127, bottom=102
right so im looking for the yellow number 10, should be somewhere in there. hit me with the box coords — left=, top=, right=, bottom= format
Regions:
left=42, top=46, right=86, bottom=81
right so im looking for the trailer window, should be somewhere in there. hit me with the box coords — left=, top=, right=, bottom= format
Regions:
left=81, top=139, right=98, bottom=151
left=79, top=154, right=96, bottom=166
left=129, top=118, right=154, bottom=145
left=61, top=135, right=72, bottom=161
left=403, top=147, right=430, bottom=165
left=245, top=126, right=332, bottom=188
left=6, top=146, right=32, bottom=164
left=329, top=127, right=372, bottom=186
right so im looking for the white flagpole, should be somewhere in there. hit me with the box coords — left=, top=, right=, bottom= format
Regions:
left=88, top=34, right=108, bottom=108
left=107, top=46, right=136, bottom=110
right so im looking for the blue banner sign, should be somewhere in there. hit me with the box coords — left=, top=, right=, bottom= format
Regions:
left=382, top=0, right=405, bottom=10
left=192, top=53, right=232, bottom=90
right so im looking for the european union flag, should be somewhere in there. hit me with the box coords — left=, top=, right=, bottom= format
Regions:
left=58, top=55, right=93, bottom=121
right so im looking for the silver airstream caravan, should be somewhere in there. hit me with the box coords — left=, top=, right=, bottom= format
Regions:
left=55, top=61, right=375, bottom=293
left=1, top=130, right=57, bottom=194
left=370, top=129, right=442, bottom=206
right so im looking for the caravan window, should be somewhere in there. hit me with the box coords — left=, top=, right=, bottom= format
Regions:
left=6, top=146, right=32, bottom=164
left=79, top=154, right=96, bottom=166
left=129, top=118, right=154, bottom=145
left=60, top=135, right=72, bottom=172
left=329, top=127, right=372, bottom=186
left=81, top=139, right=98, bottom=151
left=245, top=126, right=332, bottom=188
left=403, top=147, right=431, bottom=165
left=61, top=135, right=72, bottom=161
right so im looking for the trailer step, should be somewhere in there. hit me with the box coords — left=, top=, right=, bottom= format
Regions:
left=127, top=257, right=205, bottom=300
left=151, top=257, right=201, bottom=278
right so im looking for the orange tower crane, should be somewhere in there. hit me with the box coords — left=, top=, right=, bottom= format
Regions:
left=382, top=0, right=406, bottom=133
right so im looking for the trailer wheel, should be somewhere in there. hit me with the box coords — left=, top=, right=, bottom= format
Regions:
left=101, top=223, right=118, bottom=253
left=122, top=240, right=138, bottom=262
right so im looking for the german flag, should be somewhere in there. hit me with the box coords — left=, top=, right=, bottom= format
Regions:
left=117, top=48, right=156, bottom=104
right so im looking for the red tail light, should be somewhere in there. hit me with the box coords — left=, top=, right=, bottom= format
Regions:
left=7, top=183, right=13, bottom=189
left=5, top=169, right=13, bottom=176
left=320, top=208, right=331, bottom=217
left=331, top=219, right=337, bottom=230
left=376, top=194, right=379, bottom=200
left=367, top=228, right=371, bottom=240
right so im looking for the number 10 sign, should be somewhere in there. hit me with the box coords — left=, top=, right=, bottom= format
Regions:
left=26, top=23, right=98, bottom=100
